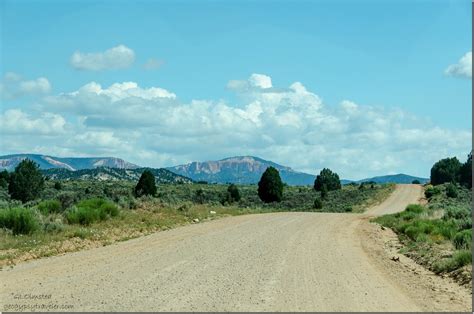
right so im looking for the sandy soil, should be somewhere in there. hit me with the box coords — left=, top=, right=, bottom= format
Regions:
left=0, top=184, right=471, bottom=312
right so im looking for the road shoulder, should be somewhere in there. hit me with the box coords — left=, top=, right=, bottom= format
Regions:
left=357, top=217, right=472, bottom=312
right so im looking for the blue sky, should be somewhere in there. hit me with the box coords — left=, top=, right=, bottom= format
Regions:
left=0, top=0, right=472, bottom=179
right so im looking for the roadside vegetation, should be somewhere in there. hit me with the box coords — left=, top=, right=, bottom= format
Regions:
left=374, top=153, right=472, bottom=285
left=0, top=159, right=394, bottom=268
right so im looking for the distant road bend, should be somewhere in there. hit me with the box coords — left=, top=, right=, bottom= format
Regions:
left=0, top=184, right=471, bottom=311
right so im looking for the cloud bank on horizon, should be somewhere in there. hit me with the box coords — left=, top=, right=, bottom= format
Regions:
left=0, top=44, right=472, bottom=179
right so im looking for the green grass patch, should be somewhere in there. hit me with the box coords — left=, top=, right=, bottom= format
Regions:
left=434, top=250, right=472, bottom=273
left=453, top=229, right=472, bottom=250
left=0, top=207, right=39, bottom=235
left=67, top=198, right=119, bottom=225
left=71, top=228, right=94, bottom=239
left=406, top=204, right=424, bottom=214
left=38, top=200, right=62, bottom=214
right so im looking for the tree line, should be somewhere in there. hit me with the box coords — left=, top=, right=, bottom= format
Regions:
left=3, top=152, right=471, bottom=205
left=1, top=159, right=343, bottom=206
left=430, top=152, right=472, bottom=188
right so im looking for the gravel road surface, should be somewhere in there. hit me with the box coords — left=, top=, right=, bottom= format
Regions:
left=1, top=184, right=471, bottom=311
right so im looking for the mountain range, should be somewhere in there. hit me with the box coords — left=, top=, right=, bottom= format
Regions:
left=166, top=156, right=317, bottom=185
left=42, top=167, right=192, bottom=184
left=0, top=154, right=138, bottom=171
left=354, top=174, right=429, bottom=184
left=166, top=156, right=429, bottom=185
left=0, top=154, right=429, bottom=185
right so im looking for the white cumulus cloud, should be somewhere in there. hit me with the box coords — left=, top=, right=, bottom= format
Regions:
left=0, top=73, right=51, bottom=99
left=445, top=51, right=472, bottom=79
left=249, top=73, right=272, bottom=88
left=1, top=73, right=471, bottom=179
left=71, top=81, right=176, bottom=102
left=19, top=77, right=51, bottom=94
left=69, top=131, right=126, bottom=150
left=0, top=109, right=66, bottom=135
left=227, top=73, right=273, bottom=92
left=70, top=45, right=135, bottom=71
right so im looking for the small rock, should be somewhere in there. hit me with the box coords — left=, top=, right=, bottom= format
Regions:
left=391, top=256, right=400, bottom=262
left=381, top=226, right=386, bottom=230
left=210, top=211, right=216, bottom=215
left=193, top=218, right=200, bottom=223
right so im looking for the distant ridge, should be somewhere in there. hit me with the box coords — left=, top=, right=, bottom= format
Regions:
left=167, top=156, right=316, bottom=185
left=354, top=173, right=429, bottom=184
left=167, top=156, right=429, bottom=185
left=42, top=167, right=193, bottom=184
left=0, top=154, right=139, bottom=171
left=1, top=153, right=429, bottom=185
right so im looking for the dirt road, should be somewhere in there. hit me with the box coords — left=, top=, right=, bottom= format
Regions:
left=0, top=184, right=471, bottom=311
